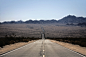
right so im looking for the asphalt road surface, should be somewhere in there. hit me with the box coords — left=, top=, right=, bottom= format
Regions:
left=0, top=39, right=84, bottom=57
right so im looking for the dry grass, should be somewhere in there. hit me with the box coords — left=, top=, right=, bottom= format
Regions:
left=43, top=25, right=86, bottom=38
left=0, top=24, right=42, bottom=38
left=0, top=24, right=86, bottom=38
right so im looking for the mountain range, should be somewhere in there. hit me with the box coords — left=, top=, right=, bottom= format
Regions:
left=0, top=15, right=86, bottom=24
left=57, top=15, right=86, bottom=24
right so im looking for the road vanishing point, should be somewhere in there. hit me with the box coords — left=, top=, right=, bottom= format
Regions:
left=0, top=27, right=85, bottom=57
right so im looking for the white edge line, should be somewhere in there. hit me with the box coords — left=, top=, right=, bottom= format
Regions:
left=54, top=43, right=86, bottom=57
left=0, top=43, right=33, bottom=57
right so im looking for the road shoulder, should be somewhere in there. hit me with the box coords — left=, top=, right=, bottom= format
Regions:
left=0, top=40, right=36, bottom=55
left=50, top=40, right=86, bottom=56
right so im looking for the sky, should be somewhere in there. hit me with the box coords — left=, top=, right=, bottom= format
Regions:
left=0, top=0, right=86, bottom=22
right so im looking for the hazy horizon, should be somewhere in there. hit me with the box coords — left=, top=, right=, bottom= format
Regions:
left=0, top=0, right=86, bottom=22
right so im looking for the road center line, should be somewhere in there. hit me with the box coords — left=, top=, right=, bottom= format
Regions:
left=43, top=50, right=45, bottom=52
left=43, top=55, right=45, bottom=57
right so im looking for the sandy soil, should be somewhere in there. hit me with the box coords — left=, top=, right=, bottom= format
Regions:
left=0, top=24, right=86, bottom=38
left=50, top=40, right=86, bottom=56
left=0, top=40, right=36, bottom=54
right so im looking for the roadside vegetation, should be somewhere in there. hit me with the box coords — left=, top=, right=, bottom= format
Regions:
left=0, top=34, right=40, bottom=48
left=0, top=23, right=86, bottom=48
left=48, top=38, right=86, bottom=47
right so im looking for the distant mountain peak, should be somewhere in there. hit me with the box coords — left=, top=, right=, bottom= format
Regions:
left=58, top=15, right=86, bottom=24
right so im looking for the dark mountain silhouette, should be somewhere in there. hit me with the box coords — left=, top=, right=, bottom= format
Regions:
left=0, top=15, right=86, bottom=24
left=1, top=19, right=58, bottom=24
left=78, top=22, right=86, bottom=26
left=17, top=20, right=23, bottom=23
left=57, top=15, right=86, bottom=24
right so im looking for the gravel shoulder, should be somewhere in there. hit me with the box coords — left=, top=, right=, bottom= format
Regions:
left=0, top=40, right=36, bottom=55
left=50, top=40, right=86, bottom=56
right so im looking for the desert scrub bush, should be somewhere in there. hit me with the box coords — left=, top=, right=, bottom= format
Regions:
left=49, top=38, right=86, bottom=47
left=0, top=36, right=40, bottom=48
left=0, top=33, right=40, bottom=47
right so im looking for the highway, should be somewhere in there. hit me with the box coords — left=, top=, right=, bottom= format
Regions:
left=0, top=39, right=84, bottom=57
left=0, top=27, right=85, bottom=57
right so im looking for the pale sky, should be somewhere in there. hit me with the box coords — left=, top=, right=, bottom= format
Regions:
left=0, top=0, right=86, bottom=22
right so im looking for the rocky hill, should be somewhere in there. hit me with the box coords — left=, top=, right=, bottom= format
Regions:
left=57, top=15, right=86, bottom=24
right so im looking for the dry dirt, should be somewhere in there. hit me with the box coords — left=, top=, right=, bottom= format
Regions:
left=0, top=40, right=36, bottom=54
left=0, top=24, right=86, bottom=38
left=50, top=40, right=86, bottom=56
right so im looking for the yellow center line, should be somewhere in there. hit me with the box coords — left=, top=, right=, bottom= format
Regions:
left=43, top=55, right=45, bottom=57
left=43, top=50, right=45, bottom=52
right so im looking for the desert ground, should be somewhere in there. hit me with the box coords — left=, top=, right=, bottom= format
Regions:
left=0, top=23, right=86, bottom=38
left=0, top=24, right=86, bottom=56
left=0, top=24, right=42, bottom=38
